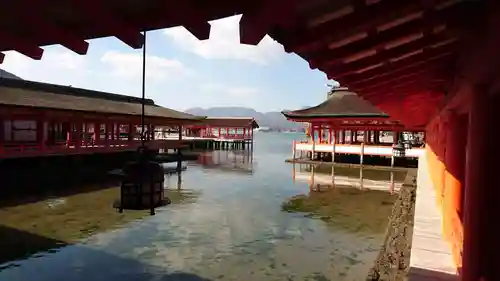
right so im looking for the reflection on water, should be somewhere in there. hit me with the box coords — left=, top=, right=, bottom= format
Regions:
left=292, top=163, right=406, bottom=193
left=0, top=133, right=404, bottom=281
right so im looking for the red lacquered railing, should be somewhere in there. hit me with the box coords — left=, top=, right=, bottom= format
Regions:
left=0, top=139, right=186, bottom=159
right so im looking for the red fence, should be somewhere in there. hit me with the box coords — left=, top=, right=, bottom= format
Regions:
left=0, top=139, right=185, bottom=159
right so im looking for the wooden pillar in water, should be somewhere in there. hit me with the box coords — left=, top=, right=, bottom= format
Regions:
left=332, top=129, right=336, bottom=164
left=177, top=125, right=183, bottom=171
left=360, top=142, right=364, bottom=166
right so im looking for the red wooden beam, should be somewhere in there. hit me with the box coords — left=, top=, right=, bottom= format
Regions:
left=325, top=33, right=457, bottom=80
left=350, top=64, right=445, bottom=92
left=361, top=79, right=446, bottom=101
left=163, top=1, right=212, bottom=40
left=12, top=0, right=89, bottom=55
left=240, top=1, right=296, bottom=45
left=308, top=3, right=468, bottom=69
left=73, top=0, right=144, bottom=49
left=355, top=73, right=439, bottom=94
left=277, top=0, right=435, bottom=54
left=0, top=30, right=43, bottom=60
left=342, top=50, right=452, bottom=86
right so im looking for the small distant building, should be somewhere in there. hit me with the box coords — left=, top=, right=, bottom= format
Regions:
left=185, top=117, right=259, bottom=141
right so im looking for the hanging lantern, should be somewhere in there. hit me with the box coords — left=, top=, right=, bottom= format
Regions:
left=392, top=140, right=406, bottom=158
left=112, top=30, right=171, bottom=215
left=114, top=147, right=171, bottom=215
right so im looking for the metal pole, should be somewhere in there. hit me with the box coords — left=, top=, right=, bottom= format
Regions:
left=141, top=31, right=147, bottom=148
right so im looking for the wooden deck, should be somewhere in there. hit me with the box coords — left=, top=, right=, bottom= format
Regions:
left=409, top=153, right=459, bottom=281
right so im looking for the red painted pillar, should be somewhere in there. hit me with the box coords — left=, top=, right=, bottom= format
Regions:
left=318, top=126, right=323, bottom=144
left=128, top=123, right=133, bottom=143
left=328, top=126, right=332, bottom=144
left=75, top=120, right=82, bottom=150
left=66, top=123, right=73, bottom=147
left=218, top=127, right=221, bottom=138
left=93, top=122, right=100, bottom=145
left=393, top=131, right=399, bottom=144
left=0, top=116, right=4, bottom=144
left=445, top=112, right=467, bottom=220
left=105, top=122, right=111, bottom=147
left=36, top=119, right=45, bottom=151
left=243, top=127, right=246, bottom=139
left=311, top=125, right=316, bottom=143
left=350, top=130, right=354, bottom=143
left=443, top=111, right=467, bottom=268
left=83, top=122, right=88, bottom=146
left=462, top=92, right=498, bottom=281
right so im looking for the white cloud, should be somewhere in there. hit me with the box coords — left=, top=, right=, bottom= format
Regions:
left=164, top=15, right=285, bottom=65
left=2, top=48, right=87, bottom=78
left=101, top=51, right=192, bottom=82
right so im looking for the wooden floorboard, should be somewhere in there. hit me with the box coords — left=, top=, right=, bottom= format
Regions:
left=409, top=153, right=459, bottom=281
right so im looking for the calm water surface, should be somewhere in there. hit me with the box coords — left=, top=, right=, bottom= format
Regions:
left=0, top=133, right=404, bottom=281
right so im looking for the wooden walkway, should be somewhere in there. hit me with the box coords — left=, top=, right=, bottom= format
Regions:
left=409, top=153, right=459, bottom=281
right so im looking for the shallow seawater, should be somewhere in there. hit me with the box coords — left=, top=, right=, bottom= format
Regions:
left=0, top=133, right=403, bottom=281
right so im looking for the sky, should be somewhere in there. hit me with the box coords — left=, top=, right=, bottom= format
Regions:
left=0, top=15, right=336, bottom=113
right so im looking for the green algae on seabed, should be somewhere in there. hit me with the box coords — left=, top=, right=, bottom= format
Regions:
left=282, top=186, right=398, bottom=234
left=0, top=185, right=199, bottom=264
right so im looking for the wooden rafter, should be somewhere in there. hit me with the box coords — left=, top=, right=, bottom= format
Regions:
left=161, top=0, right=212, bottom=40
left=342, top=50, right=453, bottom=85
left=325, top=33, right=457, bottom=80
left=350, top=63, right=445, bottom=91
left=11, top=0, right=89, bottom=55
left=0, top=30, right=44, bottom=60
left=240, top=1, right=297, bottom=45
left=277, top=0, right=451, bottom=54
left=72, top=0, right=144, bottom=49
left=309, top=2, right=468, bottom=69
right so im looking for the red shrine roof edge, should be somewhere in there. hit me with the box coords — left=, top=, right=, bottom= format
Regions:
left=0, top=78, right=205, bottom=122
left=282, top=87, right=389, bottom=120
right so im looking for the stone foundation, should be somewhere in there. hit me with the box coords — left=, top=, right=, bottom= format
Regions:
left=367, top=170, right=417, bottom=280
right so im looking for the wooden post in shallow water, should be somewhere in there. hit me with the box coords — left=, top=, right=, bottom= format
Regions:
left=359, top=167, right=364, bottom=189
left=332, top=130, right=336, bottom=164
left=292, top=140, right=296, bottom=160
left=390, top=171, right=395, bottom=194
left=360, top=142, right=365, bottom=166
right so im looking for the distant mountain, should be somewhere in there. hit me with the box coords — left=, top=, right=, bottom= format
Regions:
left=0, top=69, right=22, bottom=80
left=185, top=107, right=304, bottom=130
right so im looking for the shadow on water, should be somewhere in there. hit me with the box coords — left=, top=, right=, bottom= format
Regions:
left=0, top=171, right=200, bottom=265
left=0, top=226, right=213, bottom=281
